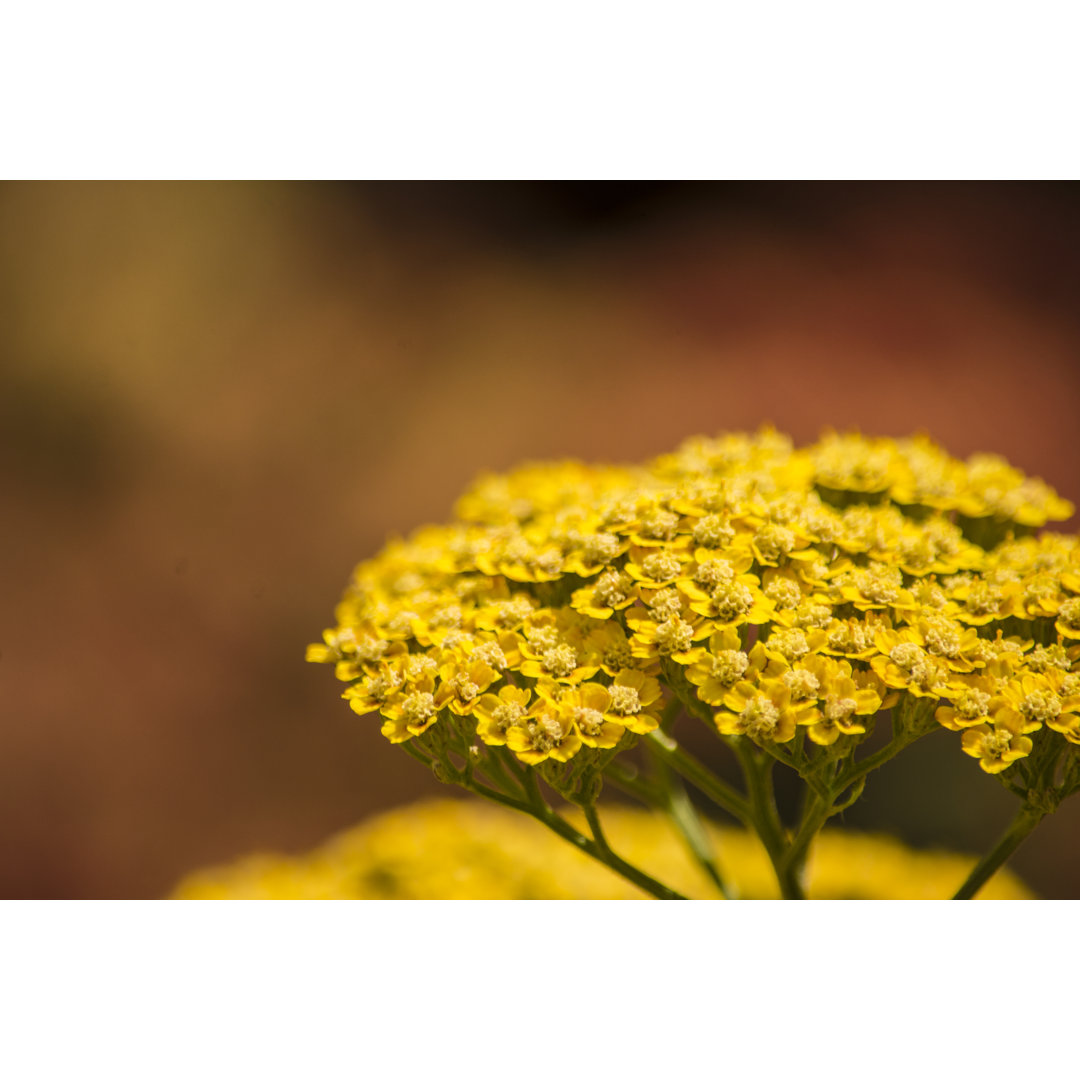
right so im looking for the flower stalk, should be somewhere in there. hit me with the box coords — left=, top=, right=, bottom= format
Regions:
left=952, top=804, right=1046, bottom=900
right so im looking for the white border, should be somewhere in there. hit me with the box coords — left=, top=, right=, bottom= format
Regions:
left=2, top=3, right=1078, bottom=178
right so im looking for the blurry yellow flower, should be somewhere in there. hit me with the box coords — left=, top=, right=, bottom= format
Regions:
left=570, top=569, right=636, bottom=619
left=173, top=800, right=1033, bottom=901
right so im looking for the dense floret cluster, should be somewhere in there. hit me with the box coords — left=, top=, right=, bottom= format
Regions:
left=308, top=430, right=1079, bottom=785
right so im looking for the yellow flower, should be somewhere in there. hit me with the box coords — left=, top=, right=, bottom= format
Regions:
left=476, top=533, right=566, bottom=583
left=679, top=574, right=774, bottom=626
left=474, top=685, right=533, bottom=746
left=473, top=593, right=539, bottom=633
left=760, top=566, right=814, bottom=617
left=559, top=683, right=625, bottom=749
left=910, top=615, right=983, bottom=673
left=870, top=634, right=951, bottom=697
left=306, top=625, right=407, bottom=682
left=1017, top=572, right=1063, bottom=619
left=741, top=521, right=819, bottom=567
left=820, top=613, right=890, bottom=660
left=625, top=603, right=710, bottom=665
left=797, top=659, right=883, bottom=746
left=686, top=628, right=771, bottom=705
left=506, top=704, right=582, bottom=765
left=687, top=512, right=737, bottom=558
left=716, top=681, right=815, bottom=744
left=563, top=531, right=629, bottom=577
left=934, top=676, right=998, bottom=732
left=310, top=428, right=1077, bottom=785
left=1055, top=596, right=1080, bottom=640
left=762, top=626, right=828, bottom=666
left=961, top=721, right=1033, bottom=774
left=994, top=672, right=1075, bottom=735
left=605, top=669, right=664, bottom=734
left=174, top=799, right=1035, bottom=900
left=570, top=569, right=636, bottom=619
left=342, top=661, right=406, bottom=717
left=378, top=674, right=440, bottom=743
left=623, top=505, right=685, bottom=548
left=949, top=576, right=1019, bottom=625
left=518, top=631, right=599, bottom=684
left=433, top=658, right=499, bottom=715
left=584, top=621, right=639, bottom=676
left=839, top=564, right=918, bottom=615
left=624, top=545, right=689, bottom=589
left=409, top=602, right=479, bottom=648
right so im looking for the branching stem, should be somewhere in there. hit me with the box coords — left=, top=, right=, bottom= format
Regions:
left=952, top=804, right=1045, bottom=900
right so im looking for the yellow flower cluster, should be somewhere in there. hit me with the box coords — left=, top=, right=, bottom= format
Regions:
left=308, top=429, right=1078, bottom=778
left=173, top=799, right=1031, bottom=900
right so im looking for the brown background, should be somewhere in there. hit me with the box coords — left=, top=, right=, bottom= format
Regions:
left=3, top=181, right=1080, bottom=898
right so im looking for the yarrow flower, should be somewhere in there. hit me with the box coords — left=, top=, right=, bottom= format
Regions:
left=174, top=799, right=1033, bottom=900
left=307, top=429, right=1080, bottom=899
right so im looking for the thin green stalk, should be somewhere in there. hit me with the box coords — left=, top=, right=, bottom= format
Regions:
left=399, top=740, right=434, bottom=768
left=541, top=795, right=688, bottom=900
left=583, top=803, right=610, bottom=849
left=952, top=804, right=1046, bottom=900
left=478, top=745, right=524, bottom=798
left=834, top=723, right=933, bottom=796
left=646, top=731, right=753, bottom=826
left=659, top=694, right=683, bottom=732
left=404, top=739, right=686, bottom=899
left=466, top=759, right=687, bottom=900
left=732, top=739, right=804, bottom=899
left=463, top=774, right=541, bottom=814
left=646, top=741, right=732, bottom=898
left=606, top=761, right=665, bottom=806
left=665, top=775, right=732, bottom=899
left=780, top=789, right=832, bottom=886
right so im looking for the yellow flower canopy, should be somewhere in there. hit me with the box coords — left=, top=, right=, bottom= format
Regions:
left=307, top=428, right=1078, bottom=780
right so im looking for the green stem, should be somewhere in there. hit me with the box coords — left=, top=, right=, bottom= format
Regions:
left=606, top=761, right=665, bottom=807
left=952, top=804, right=1046, bottom=900
left=659, top=693, right=683, bottom=732
left=543, top=796, right=688, bottom=900
left=780, top=789, right=832, bottom=887
left=646, top=731, right=753, bottom=826
left=834, top=721, right=934, bottom=796
left=404, top=738, right=686, bottom=898
left=463, top=775, right=540, bottom=814
left=399, top=740, right=434, bottom=768
left=583, top=803, right=610, bottom=848
left=732, top=739, right=804, bottom=899
left=646, top=742, right=732, bottom=898
left=465, top=764, right=687, bottom=900
left=478, top=745, right=524, bottom=798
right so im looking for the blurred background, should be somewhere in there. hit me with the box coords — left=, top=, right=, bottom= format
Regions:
left=3, top=181, right=1080, bottom=898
